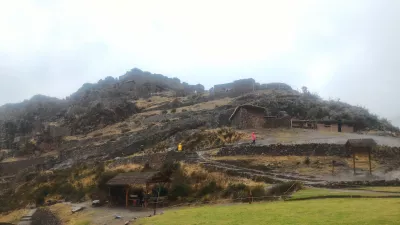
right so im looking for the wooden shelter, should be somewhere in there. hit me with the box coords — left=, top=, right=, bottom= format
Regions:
left=345, top=139, right=377, bottom=175
left=106, top=171, right=170, bottom=208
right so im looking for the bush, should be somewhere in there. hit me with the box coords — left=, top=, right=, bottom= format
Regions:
left=304, top=157, right=311, bottom=166
left=267, top=181, right=303, bottom=196
left=250, top=185, right=266, bottom=198
left=182, top=109, right=188, bottom=112
left=162, top=110, right=168, bottom=114
left=32, top=185, right=52, bottom=206
left=57, top=183, right=76, bottom=196
left=198, top=181, right=221, bottom=196
left=97, top=171, right=119, bottom=190
left=171, top=108, right=177, bottom=113
left=169, top=183, right=192, bottom=200
left=223, top=183, right=248, bottom=198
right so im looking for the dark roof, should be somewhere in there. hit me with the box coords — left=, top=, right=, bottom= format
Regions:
left=229, top=104, right=267, bottom=121
left=106, top=172, right=159, bottom=186
left=345, top=139, right=377, bottom=148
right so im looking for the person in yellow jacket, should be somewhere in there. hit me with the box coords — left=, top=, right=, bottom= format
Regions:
left=178, top=143, right=183, bottom=152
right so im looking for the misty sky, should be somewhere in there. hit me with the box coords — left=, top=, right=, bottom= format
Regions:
left=1, top=0, right=400, bottom=126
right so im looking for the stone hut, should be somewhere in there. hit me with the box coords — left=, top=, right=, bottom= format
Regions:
left=229, top=105, right=267, bottom=129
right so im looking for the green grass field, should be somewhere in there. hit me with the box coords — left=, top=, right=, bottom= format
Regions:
left=290, top=188, right=400, bottom=199
left=138, top=188, right=400, bottom=225
left=354, top=186, right=400, bottom=193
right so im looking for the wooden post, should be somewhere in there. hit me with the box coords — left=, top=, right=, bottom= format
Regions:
left=368, top=149, right=372, bottom=175
left=125, top=187, right=129, bottom=208
left=332, top=160, right=335, bottom=175
left=353, top=152, right=356, bottom=175
left=154, top=185, right=160, bottom=215
left=145, top=183, right=149, bottom=208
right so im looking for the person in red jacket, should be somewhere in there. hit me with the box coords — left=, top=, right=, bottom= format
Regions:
left=251, top=132, right=256, bottom=145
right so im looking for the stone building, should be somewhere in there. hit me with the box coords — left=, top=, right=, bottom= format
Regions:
left=229, top=105, right=267, bottom=129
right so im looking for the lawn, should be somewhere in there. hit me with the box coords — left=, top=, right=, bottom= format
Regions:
left=290, top=188, right=400, bottom=200
left=138, top=198, right=400, bottom=225
left=354, top=186, right=400, bottom=193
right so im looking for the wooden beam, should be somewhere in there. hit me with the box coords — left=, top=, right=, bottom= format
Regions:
left=353, top=152, right=356, bottom=175
left=369, top=149, right=372, bottom=175
left=125, top=187, right=129, bottom=208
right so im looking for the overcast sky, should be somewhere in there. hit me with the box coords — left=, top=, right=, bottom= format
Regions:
left=1, top=0, right=400, bottom=126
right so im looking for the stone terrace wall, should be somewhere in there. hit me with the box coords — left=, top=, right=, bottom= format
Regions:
left=0, top=157, right=55, bottom=176
left=217, top=144, right=348, bottom=157
left=217, top=144, right=400, bottom=159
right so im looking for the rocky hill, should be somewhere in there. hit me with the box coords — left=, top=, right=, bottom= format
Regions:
left=0, top=68, right=398, bottom=160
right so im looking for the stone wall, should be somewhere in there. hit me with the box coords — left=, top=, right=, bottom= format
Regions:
left=217, top=144, right=349, bottom=157
left=314, top=179, right=400, bottom=189
left=0, top=157, right=55, bottom=176
left=217, top=144, right=400, bottom=159
left=264, top=116, right=291, bottom=128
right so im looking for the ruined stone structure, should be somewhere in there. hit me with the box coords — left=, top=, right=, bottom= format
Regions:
left=212, top=78, right=255, bottom=97
left=229, top=105, right=266, bottom=129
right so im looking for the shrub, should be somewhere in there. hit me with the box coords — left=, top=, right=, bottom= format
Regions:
left=171, top=108, right=177, bottom=113
left=97, top=171, right=119, bottom=190
left=304, top=157, right=311, bottom=166
left=198, top=181, right=221, bottom=196
left=182, top=109, right=188, bottom=112
left=266, top=181, right=303, bottom=196
left=250, top=185, right=266, bottom=198
left=223, top=183, right=248, bottom=198
left=32, top=185, right=52, bottom=206
left=57, top=183, right=76, bottom=196
left=162, top=110, right=168, bottom=114
left=169, top=183, right=192, bottom=200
